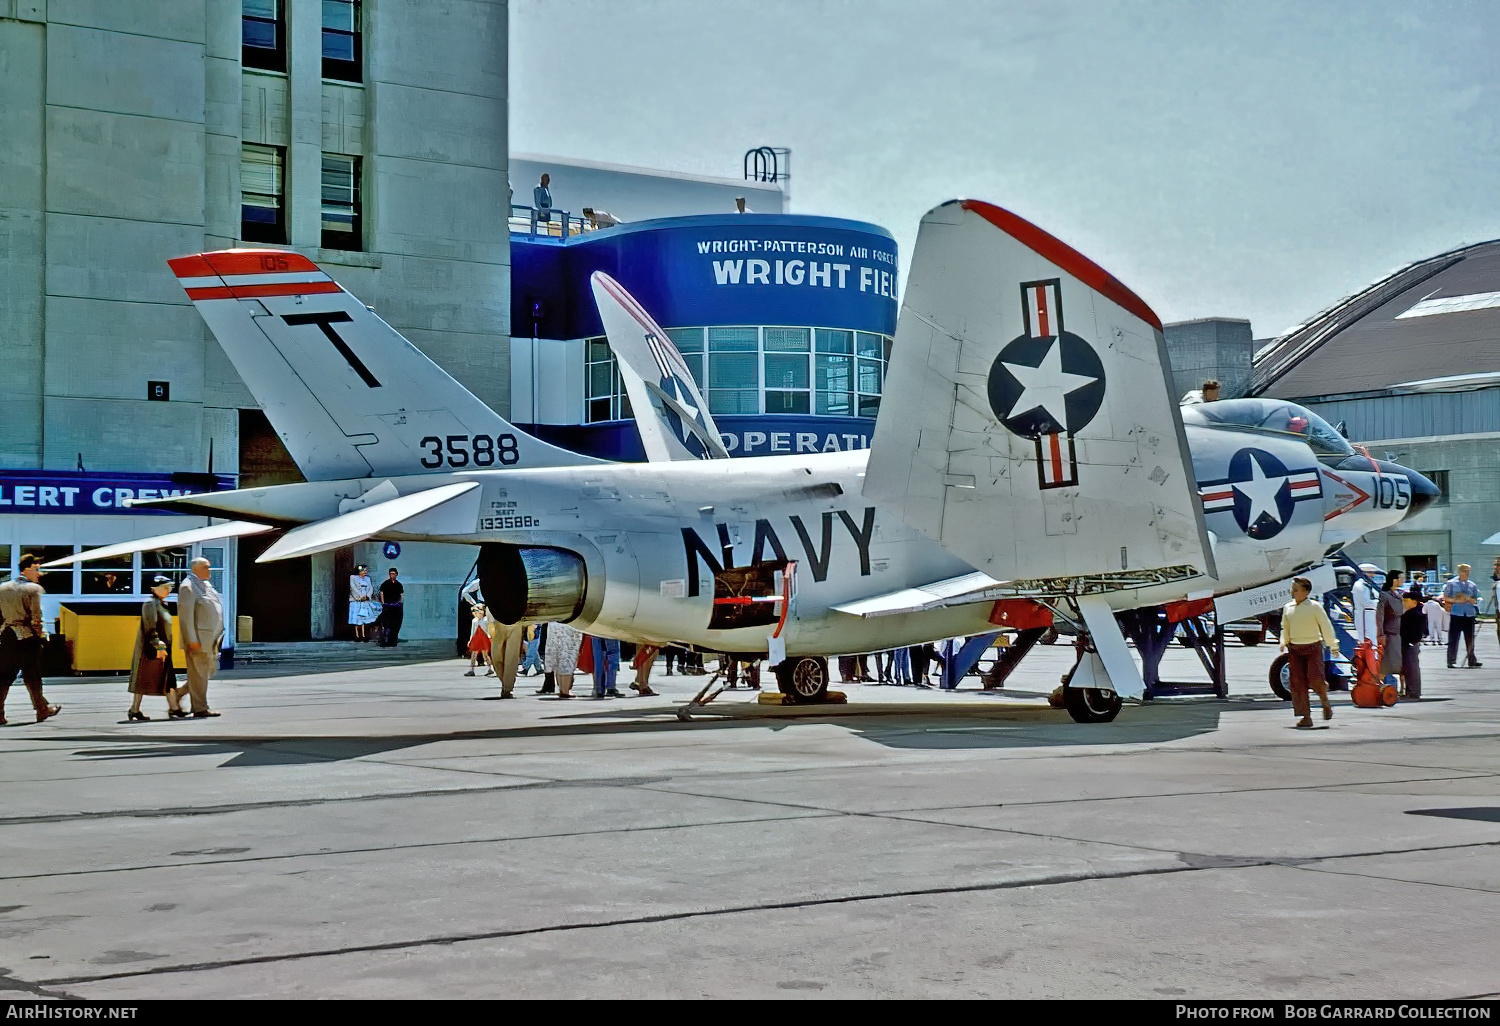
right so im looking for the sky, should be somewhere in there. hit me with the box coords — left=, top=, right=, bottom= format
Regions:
left=510, top=0, right=1500, bottom=338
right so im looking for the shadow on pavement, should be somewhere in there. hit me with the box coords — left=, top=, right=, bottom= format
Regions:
left=36, top=697, right=1240, bottom=766
left=1406, top=807, right=1500, bottom=823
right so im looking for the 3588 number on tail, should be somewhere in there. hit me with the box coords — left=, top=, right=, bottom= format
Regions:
left=419, top=434, right=519, bottom=468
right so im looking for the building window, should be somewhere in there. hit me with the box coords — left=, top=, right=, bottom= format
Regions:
left=707, top=327, right=760, bottom=415
left=142, top=547, right=190, bottom=590
left=581, top=325, right=891, bottom=424
left=81, top=551, right=134, bottom=595
left=322, top=0, right=362, bottom=81
left=855, top=331, right=886, bottom=418
left=814, top=329, right=854, bottom=417
left=321, top=154, right=361, bottom=251
left=666, top=328, right=705, bottom=389
left=21, top=544, right=75, bottom=597
left=1420, top=470, right=1450, bottom=506
left=763, top=327, right=811, bottom=415
left=200, top=545, right=229, bottom=596
left=585, top=338, right=633, bottom=424
left=241, top=143, right=286, bottom=244
left=242, top=0, right=285, bottom=72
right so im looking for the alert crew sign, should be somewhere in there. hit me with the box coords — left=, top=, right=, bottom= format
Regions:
left=0, top=471, right=235, bottom=516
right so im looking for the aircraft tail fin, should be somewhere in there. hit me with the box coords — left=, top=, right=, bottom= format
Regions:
left=862, top=200, right=1214, bottom=584
left=169, top=249, right=601, bottom=480
left=590, top=272, right=729, bottom=460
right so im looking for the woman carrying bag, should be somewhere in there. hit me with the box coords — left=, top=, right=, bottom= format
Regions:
left=128, top=575, right=188, bottom=721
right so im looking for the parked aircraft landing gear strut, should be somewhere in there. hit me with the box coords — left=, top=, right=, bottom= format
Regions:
left=1060, top=636, right=1124, bottom=723
left=1049, top=595, right=1145, bottom=723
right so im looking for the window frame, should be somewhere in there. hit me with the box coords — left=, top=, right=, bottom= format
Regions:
left=241, top=143, right=287, bottom=245
left=584, top=337, right=632, bottom=424
left=579, top=325, right=891, bottom=423
left=242, top=0, right=286, bottom=72
left=320, top=152, right=362, bottom=252
left=321, top=0, right=363, bottom=82
left=1419, top=469, right=1451, bottom=506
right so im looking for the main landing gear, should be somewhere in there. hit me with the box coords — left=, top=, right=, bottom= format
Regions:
left=676, top=655, right=832, bottom=720
left=774, top=656, right=830, bottom=704
left=1058, top=637, right=1124, bottom=723
left=1062, top=681, right=1124, bottom=723
left=1051, top=595, right=1145, bottom=723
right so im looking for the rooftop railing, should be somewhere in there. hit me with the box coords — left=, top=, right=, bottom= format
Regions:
left=509, top=204, right=615, bottom=239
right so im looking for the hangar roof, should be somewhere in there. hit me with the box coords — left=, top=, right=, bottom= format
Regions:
left=1253, top=239, right=1500, bottom=400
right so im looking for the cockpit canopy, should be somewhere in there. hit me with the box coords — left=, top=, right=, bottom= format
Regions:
left=1181, top=398, right=1355, bottom=458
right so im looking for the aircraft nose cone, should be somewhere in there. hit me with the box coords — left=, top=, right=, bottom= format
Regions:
left=1404, top=467, right=1440, bottom=516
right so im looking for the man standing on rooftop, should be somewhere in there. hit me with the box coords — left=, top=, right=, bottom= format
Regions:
left=534, top=173, right=553, bottom=224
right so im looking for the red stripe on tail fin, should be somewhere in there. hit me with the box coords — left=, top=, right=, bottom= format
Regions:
left=201, top=250, right=320, bottom=276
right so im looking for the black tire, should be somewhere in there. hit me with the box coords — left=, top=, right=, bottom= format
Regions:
left=776, top=657, right=829, bottom=704
left=1324, top=661, right=1348, bottom=691
left=1040, top=627, right=1060, bottom=646
left=1236, top=630, right=1263, bottom=647
left=1270, top=653, right=1291, bottom=700
left=1063, top=686, right=1122, bottom=723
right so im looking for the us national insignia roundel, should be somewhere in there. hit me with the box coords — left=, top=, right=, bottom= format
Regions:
left=644, top=330, right=710, bottom=458
left=986, top=279, right=1107, bottom=489
left=1197, top=447, right=1323, bottom=540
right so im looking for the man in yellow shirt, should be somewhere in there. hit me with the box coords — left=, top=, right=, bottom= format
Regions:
left=1280, top=576, right=1339, bottom=728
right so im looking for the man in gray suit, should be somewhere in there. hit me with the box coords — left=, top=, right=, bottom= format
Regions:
left=177, top=557, right=224, bottom=717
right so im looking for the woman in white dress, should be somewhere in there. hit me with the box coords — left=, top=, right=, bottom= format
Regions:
left=348, top=565, right=380, bottom=640
left=541, top=621, right=583, bottom=698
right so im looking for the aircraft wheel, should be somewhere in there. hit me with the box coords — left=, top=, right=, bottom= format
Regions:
left=1236, top=630, right=1264, bottom=647
left=1040, top=627, right=1060, bottom=646
left=1270, top=654, right=1291, bottom=700
left=776, top=657, right=829, bottom=703
left=1063, top=686, right=1122, bottom=723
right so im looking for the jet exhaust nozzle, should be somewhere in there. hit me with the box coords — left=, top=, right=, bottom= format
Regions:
left=477, top=544, right=588, bottom=625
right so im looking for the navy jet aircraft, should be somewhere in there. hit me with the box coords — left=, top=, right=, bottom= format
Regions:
left=51, top=200, right=1437, bottom=721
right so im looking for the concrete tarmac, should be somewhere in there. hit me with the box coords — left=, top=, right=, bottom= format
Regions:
left=2, top=633, right=1498, bottom=1000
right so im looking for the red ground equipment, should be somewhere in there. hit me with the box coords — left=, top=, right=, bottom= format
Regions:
left=1349, top=639, right=1398, bottom=707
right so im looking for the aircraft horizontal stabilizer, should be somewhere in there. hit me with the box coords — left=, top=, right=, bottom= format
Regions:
left=862, top=200, right=1215, bottom=587
left=40, top=521, right=274, bottom=568
left=591, top=272, right=729, bottom=461
left=255, top=481, right=481, bottom=563
left=832, top=571, right=1005, bottom=618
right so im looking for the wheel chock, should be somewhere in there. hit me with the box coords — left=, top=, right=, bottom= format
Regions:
left=758, top=690, right=848, bottom=705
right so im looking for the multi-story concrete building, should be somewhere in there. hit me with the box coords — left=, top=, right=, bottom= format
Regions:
left=1163, top=317, right=1254, bottom=401
left=0, top=0, right=510, bottom=643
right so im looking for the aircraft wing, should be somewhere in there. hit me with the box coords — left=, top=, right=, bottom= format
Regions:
left=590, top=272, right=730, bottom=461
left=255, top=481, right=481, bottom=562
left=863, top=199, right=1215, bottom=587
left=40, top=521, right=275, bottom=567
left=832, top=572, right=1006, bottom=618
